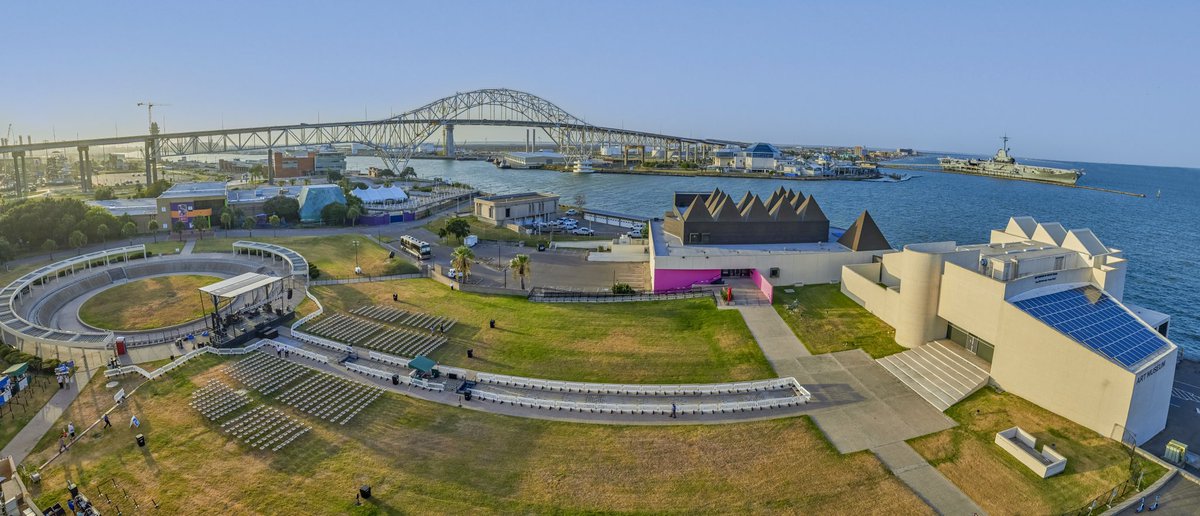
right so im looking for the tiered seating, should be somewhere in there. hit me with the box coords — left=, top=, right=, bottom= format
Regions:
left=275, top=370, right=383, bottom=425
left=189, top=380, right=250, bottom=421
left=227, top=352, right=313, bottom=395
left=359, top=327, right=446, bottom=358
left=220, top=404, right=311, bottom=452
left=302, top=313, right=385, bottom=344
left=350, top=305, right=456, bottom=332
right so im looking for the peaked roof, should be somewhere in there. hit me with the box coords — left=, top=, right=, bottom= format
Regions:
left=787, top=188, right=805, bottom=207
left=1062, top=228, right=1108, bottom=256
left=769, top=195, right=799, bottom=221
left=711, top=196, right=741, bottom=221
left=741, top=195, right=772, bottom=221
left=681, top=196, right=713, bottom=222
left=795, top=195, right=828, bottom=222
left=1032, top=222, right=1068, bottom=246
left=838, top=211, right=892, bottom=251
left=1005, top=216, right=1038, bottom=239
left=705, top=188, right=725, bottom=211
left=735, top=191, right=754, bottom=213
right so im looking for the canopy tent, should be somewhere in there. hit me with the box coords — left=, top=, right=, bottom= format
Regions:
left=351, top=185, right=409, bottom=204
left=2, top=363, right=29, bottom=378
left=199, top=273, right=281, bottom=299
left=408, top=356, right=436, bottom=374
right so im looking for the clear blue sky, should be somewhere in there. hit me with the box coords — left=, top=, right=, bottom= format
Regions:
left=3, top=0, right=1197, bottom=167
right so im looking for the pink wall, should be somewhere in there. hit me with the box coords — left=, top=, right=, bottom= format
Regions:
left=751, top=269, right=775, bottom=304
left=653, top=268, right=720, bottom=292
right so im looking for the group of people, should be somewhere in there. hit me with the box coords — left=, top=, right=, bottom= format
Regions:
left=55, top=372, right=72, bottom=389
left=57, top=413, right=118, bottom=453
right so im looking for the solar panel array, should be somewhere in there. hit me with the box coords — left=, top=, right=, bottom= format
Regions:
left=1013, top=286, right=1169, bottom=368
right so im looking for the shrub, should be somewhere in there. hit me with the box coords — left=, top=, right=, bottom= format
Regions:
left=612, top=283, right=636, bottom=295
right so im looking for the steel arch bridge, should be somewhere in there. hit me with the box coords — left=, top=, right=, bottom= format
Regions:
left=1, top=88, right=743, bottom=188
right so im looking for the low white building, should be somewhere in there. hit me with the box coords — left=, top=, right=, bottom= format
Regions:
left=503, top=151, right=565, bottom=169
left=841, top=216, right=1177, bottom=445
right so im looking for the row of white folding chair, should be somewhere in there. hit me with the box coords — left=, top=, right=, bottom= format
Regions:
left=316, top=384, right=374, bottom=421
left=231, top=409, right=287, bottom=439
left=338, top=390, right=383, bottom=425
left=352, top=305, right=407, bottom=323
left=273, top=426, right=311, bottom=451
left=256, top=420, right=307, bottom=450
left=224, top=406, right=275, bottom=436
left=276, top=374, right=325, bottom=404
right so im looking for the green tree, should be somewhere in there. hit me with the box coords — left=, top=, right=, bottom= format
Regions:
left=399, top=166, right=416, bottom=179
left=451, top=246, right=474, bottom=284
left=220, top=208, right=233, bottom=233
left=95, top=223, right=109, bottom=243
left=0, top=237, right=14, bottom=268
left=242, top=217, right=255, bottom=237
left=146, top=218, right=159, bottom=243
left=320, top=202, right=348, bottom=226
left=346, top=206, right=362, bottom=226
left=68, top=230, right=88, bottom=253
left=268, top=214, right=281, bottom=237
left=194, top=216, right=211, bottom=240
left=121, top=221, right=138, bottom=243
left=438, top=217, right=471, bottom=243
left=93, top=185, right=116, bottom=201
left=263, top=196, right=300, bottom=223
left=249, top=164, right=265, bottom=182
left=326, top=170, right=344, bottom=183
left=172, top=220, right=186, bottom=241
left=509, top=254, right=531, bottom=290
left=40, top=239, right=57, bottom=259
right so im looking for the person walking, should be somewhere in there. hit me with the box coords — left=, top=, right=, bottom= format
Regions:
left=68, top=422, right=75, bottom=439
left=670, top=403, right=677, bottom=419
left=58, top=436, right=67, bottom=453
left=102, top=413, right=112, bottom=428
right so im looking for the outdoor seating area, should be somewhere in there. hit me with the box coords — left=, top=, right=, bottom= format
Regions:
left=350, top=305, right=457, bottom=332
left=275, top=370, right=384, bottom=425
left=227, top=352, right=313, bottom=395
left=302, top=313, right=386, bottom=344
left=359, top=327, right=446, bottom=358
left=189, top=380, right=250, bottom=421
left=219, top=404, right=311, bottom=452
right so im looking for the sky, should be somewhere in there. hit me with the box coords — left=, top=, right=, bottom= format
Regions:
left=2, top=0, right=1198, bottom=168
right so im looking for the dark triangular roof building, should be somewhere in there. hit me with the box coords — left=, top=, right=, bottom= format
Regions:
left=837, top=210, right=892, bottom=251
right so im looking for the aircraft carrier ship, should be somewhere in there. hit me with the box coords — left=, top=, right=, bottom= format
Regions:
left=938, top=137, right=1083, bottom=185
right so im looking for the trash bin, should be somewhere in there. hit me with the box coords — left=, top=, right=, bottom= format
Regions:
left=359, top=485, right=372, bottom=499
left=391, top=374, right=399, bottom=386
left=67, top=481, right=78, bottom=497
left=135, top=434, right=146, bottom=447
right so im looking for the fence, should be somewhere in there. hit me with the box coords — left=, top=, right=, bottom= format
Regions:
left=344, top=361, right=446, bottom=391
left=103, top=340, right=269, bottom=380
left=474, top=373, right=808, bottom=398
left=310, top=272, right=426, bottom=286
left=469, top=389, right=808, bottom=415
left=1068, top=439, right=1144, bottom=515
left=529, top=286, right=712, bottom=303
left=261, top=340, right=330, bottom=364
left=291, top=292, right=324, bottom=330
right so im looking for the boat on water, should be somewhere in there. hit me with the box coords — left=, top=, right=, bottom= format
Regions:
left=938, top=137, right=1083, bottom=185
left=570, top=158, right=595, bottom=174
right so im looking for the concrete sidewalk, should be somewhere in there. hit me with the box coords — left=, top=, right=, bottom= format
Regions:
left=180, top=239, right=196, bottom=254
left=735, top=304, right=984, bottom=515
left=0, top=368, right=95, bottom=466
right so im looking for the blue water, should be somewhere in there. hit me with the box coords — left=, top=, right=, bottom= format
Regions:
left=201, top=153, right=1200, bottom=357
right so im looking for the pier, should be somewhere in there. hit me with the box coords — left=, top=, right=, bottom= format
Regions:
left=879, top=163, right=1146, bottom=198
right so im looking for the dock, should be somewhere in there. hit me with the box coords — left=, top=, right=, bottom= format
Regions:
left=879, top=163, right=1146, bottom=198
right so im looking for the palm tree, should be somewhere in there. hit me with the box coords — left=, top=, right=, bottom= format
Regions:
left=450, top=246, right=474, bottom=284
left=268, top=215, right=281, bottom=237
left=68, top=230, right=88, bottom=254
left=121, top=222, right=138, bottom=244
left=346, top=206, right=362, bottom=226
left=243, top=217, right=255, bottom=237
left=220, top=210, right=233, bottom=235
left=146, top=218, right=159, bottom=243
left=95, top=223, right=109, bottom=243
left=509, top=254, right=531, bottom=290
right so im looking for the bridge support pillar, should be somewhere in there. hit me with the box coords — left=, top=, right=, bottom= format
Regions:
left=76, top=146, right=92, bottom=191
left=444, top=124, right=455, bottom=157
left=144, top=139, right=153, bottom=186
left=267, top=146, right=275, bottom=185
left=11, top=151, right=25, bottom=197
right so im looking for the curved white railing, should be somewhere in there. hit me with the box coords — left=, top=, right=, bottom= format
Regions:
left=290, top=291, right=324, bottom=330
left=474, top=373, right=806, bottom=398
left=104, top=340, right=269, bottom=380
left=469, top=389, right=808, bottom=414
left=233, top=241, right=309, bottom=277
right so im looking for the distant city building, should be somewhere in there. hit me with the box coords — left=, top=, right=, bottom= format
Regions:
left=314, top=148, right=346, bottom=175
left=87, top=198, right=158, bottom=227
left=155, top=181, right=227, bottom=229
left=272, top=147, right=346, bottom=178
left=503, top=151, right=565, bottom=169
left=840, top=216, right=1176, bottom=444
left=473, top=192, right=559, bottom=226
left=853, top=145, right=865, bottom=158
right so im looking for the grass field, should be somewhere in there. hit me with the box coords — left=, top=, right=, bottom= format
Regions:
left=424, top=215, right=605, bottom=247
left=909, top=388, right=1167, bottom=514
left=148, top=234, right=419, bottom=278
left=0, top=375, right=58, bottom=450
left=773, top=284, right=906, bottom=358
left=311, top=279, right=775, bottom=383
left=78, top=275, right=222, bottom=330
left=26, top=357, right=930, bottom=514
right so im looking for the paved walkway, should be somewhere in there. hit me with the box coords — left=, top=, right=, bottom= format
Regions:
left=180, top=239, right=196, bottom=254
left=0, top=368, right=95, bottom=466
left=735, top=305, right=984, bottom=515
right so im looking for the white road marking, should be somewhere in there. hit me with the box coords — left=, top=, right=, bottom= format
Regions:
left=1172, top=388, right=1200, bottom=404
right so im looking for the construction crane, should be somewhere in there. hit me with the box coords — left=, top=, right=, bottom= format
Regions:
left=3, top=123, right=11, bottom=146
left=136, top=101, right=169, bottom=133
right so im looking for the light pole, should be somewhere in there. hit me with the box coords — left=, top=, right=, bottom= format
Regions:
left=352, top=240, right=360, bottom=270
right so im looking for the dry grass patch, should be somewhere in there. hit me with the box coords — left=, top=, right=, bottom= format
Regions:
left=28, top=359, right=929, bottom=514
left=78, top=274, right=222, bottom=330
left=311, top=279, right=775, bottom=383
left=909, top=388, right=1167, bottom=514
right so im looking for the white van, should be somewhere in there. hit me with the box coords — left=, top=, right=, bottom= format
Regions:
left=464, top=235, right=479, bottom=248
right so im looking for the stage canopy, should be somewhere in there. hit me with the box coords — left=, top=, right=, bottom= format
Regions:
left=199, top=272, right=281, bottom=299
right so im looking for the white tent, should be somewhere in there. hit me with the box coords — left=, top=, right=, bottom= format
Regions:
left=351, top=185, right=409, bottom=204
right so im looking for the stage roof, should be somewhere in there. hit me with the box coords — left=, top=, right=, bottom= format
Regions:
left=199, top=272, right=281, bottom=299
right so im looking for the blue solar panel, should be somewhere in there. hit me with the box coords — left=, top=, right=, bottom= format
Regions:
left=1013, top=286, right=1170, bottom=368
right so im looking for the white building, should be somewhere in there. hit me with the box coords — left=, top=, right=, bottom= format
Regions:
left=503, top=151, right=565, bottom=169
left=710, top=143, right=785, bottom=172
left=841, top=216, right=1177, bottom=444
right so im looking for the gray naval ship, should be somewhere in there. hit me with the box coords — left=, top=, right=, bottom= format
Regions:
left=938, top=137, right=1083, bottom=184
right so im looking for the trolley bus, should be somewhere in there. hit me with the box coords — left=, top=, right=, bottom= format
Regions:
left=400, top=235, right=432, bottom=260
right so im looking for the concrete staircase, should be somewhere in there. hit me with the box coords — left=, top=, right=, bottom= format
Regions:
left=877, top=340, right=990, bottom=411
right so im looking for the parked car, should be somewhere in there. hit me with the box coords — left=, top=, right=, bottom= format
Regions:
left=565, top=209, right=577, bottom=215
left=627, top=228, right=644, bottom=238
left=571, top=227, right=595, bottom=236
left=464, top=235, right=479, bottom=248
left=446, top=268, right=463, bottom=279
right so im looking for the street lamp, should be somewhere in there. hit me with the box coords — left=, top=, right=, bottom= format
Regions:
left=352, top=240, right=360, bottom=269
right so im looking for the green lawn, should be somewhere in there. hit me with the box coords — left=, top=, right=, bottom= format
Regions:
left=773, top=284, right=906, bottom=358
left=78, top=274, right=222, bottom=330
left=148, top=234, right=418, bottom=278
left=26, top=357, right=929, bottom=514
left=312, top=279, right=775, bottom=383
left=0, top=375, right=58, bottom=450
left=424, top=215, right=605, bottom=247
left=909, top=388, right=1167, bottom=514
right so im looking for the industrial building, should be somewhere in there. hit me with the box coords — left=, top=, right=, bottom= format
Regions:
left=272, top=148, right=346, bottom=178
left=503, top=151, right=565, bottom=169
left=649, top=187, right=891, bottom=298
left=473, top=192, right=559, bottom=226
left=155, top=181, right=228, bottom=229
left=840, top=216, right=1177, bottom=444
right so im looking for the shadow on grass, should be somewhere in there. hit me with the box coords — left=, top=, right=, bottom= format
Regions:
left=269, top=433, right=339, bottom=476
